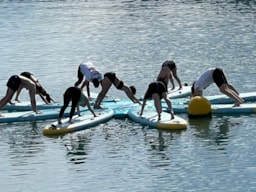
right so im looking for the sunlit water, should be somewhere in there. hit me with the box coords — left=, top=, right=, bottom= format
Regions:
left=0, top=1, right=256, bottom=191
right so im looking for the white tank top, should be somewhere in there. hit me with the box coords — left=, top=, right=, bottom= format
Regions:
left=80, top=62, right=103, bottom=81
left=194, top=69, right=214, bottom=90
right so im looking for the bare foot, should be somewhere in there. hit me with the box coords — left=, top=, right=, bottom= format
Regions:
left=233, top=102, right=241, bottom=107
left=94, top=105, right=103, bottom=109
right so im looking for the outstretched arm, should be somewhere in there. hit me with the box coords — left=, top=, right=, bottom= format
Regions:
left=39, top=93, right=51, bottom=104
left=140, top=99, right=147, bottom=116
left=84, top=96, right=97, bottom=117
left=122, top=85, right=141, bottom=104
left=169, top=74, right=175, bottom=90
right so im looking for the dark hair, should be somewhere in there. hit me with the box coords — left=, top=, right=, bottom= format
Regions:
left=130, top=86, right=136, bottom=95
left=191, top=81, right=195, bottom=94
left=92, top=78, right=100, bottom=88
left=45, top=93, right=52, bottom=103
left=36, top=86, right=47, bottom=95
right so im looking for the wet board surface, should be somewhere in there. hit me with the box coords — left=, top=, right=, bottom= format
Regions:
left=43, top=108, right=114, bottom=135
left=169, top=103, right=256, bottom=114
left=0, top=107, right=91, bottom=124
left=0, top=108, right=62, bottom=123
left=169, top=91, right=256, bottom=105
left=128, top=106, right=187, bottom=130
left=3, top=101, right=62, bottom=111
left=167, top=84, right=191, bottom=99
left=3, top=92, right=119, bottom=111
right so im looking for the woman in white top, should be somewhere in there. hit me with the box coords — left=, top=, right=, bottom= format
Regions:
left=191, top=68, right=244, bottom=106
left=74, top=62, right=103, bottom=98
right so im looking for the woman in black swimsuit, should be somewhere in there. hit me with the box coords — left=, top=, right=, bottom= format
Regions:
left=15, top=72, right=55, bottom=104
left=94, top=72, right=141, bottom=108
left=58, top=86, right=96, bottom=124
left=140, top=81, right=174, bottom=121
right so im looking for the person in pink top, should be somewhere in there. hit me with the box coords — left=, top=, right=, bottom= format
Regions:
left=191, top=68, right=244, bottom=106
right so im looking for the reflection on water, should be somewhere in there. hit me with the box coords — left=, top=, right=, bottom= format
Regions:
left=6, top=122, right=44, bottom=161
left=189, top=115, right=245, bottom=151
left=62, top=126, right=98, bottom=164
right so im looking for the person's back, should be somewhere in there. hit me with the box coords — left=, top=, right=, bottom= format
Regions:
left=158, top=60, right=182, bottom=90
left=157, top=65, right=170, bottom=87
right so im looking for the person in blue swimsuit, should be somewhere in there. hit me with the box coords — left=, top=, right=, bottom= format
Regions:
left=58, top=86, right=96, bottom=124
left=94, top=72, right=141, bottom=108
left=140, top=81, right=174, bottom=121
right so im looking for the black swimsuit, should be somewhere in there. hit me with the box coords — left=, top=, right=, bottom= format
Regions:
left=58, top=87, right=81, bottom=119
left=20, top=72, right=33, bottom=79
left=6, top=75, right=21, bottom=92
left=144, top=81, right=167, bottom=100
left=162, top=61, right=176, bottom=70
left=104, top=72, right=124, bottom=90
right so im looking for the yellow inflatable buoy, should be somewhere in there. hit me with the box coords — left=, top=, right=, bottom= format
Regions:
left=188, top=96, right=211, bottom=117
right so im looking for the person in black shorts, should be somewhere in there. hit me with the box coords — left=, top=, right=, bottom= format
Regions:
left=0, top=75, right=42, bottom=114
left=15, top=72, right=55, bottom=104
left=94, top=72, right=141, bottom=108
left=191, top=68, right=244, bottom=106
left=157, top=60, right=182, bottom=90
left=58, top=87, right=96, bottom=124
left=0, top=75, right=21, bottom=113
left=140, top=81, right=174, bottom=121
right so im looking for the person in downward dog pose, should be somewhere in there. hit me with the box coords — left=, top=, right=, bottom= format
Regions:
left=15, top=72, right=55, bottom=104
left=191, top=68, right=244, bottom=106
left=157, top=60, right=182, bottom=90
left=0, top=75, right=41, bottom=115
left=140, top=81, right=174, bottom=121
left=58, top=86, right=96, bottom=124
left=94, top=72, right=141, bottom=109
left=74, top=61, right=103, bottom=98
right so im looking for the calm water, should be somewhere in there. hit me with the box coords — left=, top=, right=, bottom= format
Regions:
left=0, top=0, right=256, bottom=191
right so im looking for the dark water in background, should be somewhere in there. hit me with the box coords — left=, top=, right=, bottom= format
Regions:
left=0, top=1, right=256, bottom=191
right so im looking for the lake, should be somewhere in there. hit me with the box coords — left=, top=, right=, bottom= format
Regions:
left=0, top=0, right=256, bottom=191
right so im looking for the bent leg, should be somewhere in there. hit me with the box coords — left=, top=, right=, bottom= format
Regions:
left=152, top=93, right=162, bottom=121
left=94, top=78, right=112, bottom=108
left=227, top=83, right=239, bottom=95
left=0, top=88, right=15, bottom=111
left=58, top=91, right=72, bottom=119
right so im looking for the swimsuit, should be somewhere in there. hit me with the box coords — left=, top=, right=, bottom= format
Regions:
left=20, top=72, right=45, bottom=94
left=6, top=75, right=21, bottom=92
left=59, top=87, right=82, bottom=119
left=104, top=72, right=124, bottom=90
left=20, top=72, right=33, bottom=79
left=144, top=81, right=167, bottom=100
left=162, top=61, right=176, bottom=70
